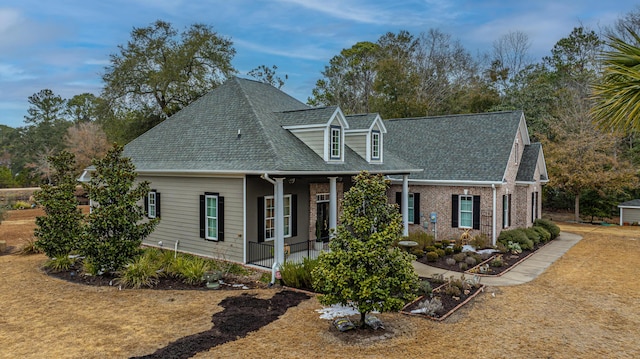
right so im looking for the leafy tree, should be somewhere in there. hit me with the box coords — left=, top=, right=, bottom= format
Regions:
left=0, top=166, right=17, bottom=188
left=33, top=151, right=84, bottom=258
left=247, top=64, right=287, bottom=89
left=591, top=27, right=640, bottom=133
left=308, top=41, right=380, bottom=114
left=66, top=93, right=100, bottom=124
left=312, top=171, right=418, bottom=328
left=81, top=144, right=159, bottom=274
left=102, top=20, right=236, bottom=120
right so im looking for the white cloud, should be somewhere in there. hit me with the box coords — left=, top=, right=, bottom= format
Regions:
left=234, top=38, right=333, bottom=61
left=0, top=63, right=34, bottom=81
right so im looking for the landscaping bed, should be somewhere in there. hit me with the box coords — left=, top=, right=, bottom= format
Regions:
left=401, top=276, right=484, bottom=320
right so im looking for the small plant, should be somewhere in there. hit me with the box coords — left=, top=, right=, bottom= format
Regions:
left=280, top=257, right=318, bottom=289
left=464, top=256, right=477, bottom=266
left=424, top=245, right=437, bottom=253
left=495, top=241, right=508, bottom=253
left=12, top=200, right=31, bottom=210
left=426, top=251, right=439, bottom=262
left=18, top=238, right=42, bottom=255
left=117, top=253, right=161, bottom=289
left=444, top=247, right=454, bottom=255
left=416, top=279, right=433, bottom=296
left=445, top=257, right=456, bottom=266
left=412, top=297, right=444, bottom=316
left=507, top=241, right=522, bottom=254
left=470, top=233, right=491, bottom=249
left=440, top=239, right=451, bottom=247
left=43, top=255, right=75, bottom=273
left=459, top=262, right=468, bottom=271
left=410, top=247, right=424, bottom=257
left=431, top=273, right=445, bottom=284
left=175, top=255, right=211, bottom=285
left=444, top=283, right=461, bottom=296
left=490, top=254, right=504, bottom=267
left=452, top=244, right=463, bottom=253
left=452, top=253, right=466, bottom=263
left=435, top=248, right=445, bottom=258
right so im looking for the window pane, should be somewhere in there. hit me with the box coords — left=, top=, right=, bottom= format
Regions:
left=207, top=218, right=217, bottom=238
left=207, top=197, right=217, bottom=217
left=460, top=212, right=472, bottom=227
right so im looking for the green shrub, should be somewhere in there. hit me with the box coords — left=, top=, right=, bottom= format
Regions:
left=18, top=238, right=42, bottom=255
left=452, top=253, right=466, bottom=262
left=490, top=255, right=504, bottom=267
left=445, top=257, right=456, bottom=266
left=424, top=246, right=437, bottom=253
left=458, top=262, right=468, bottom=271
left=426, top=251, right=439, bottom=262
left=464, top=256, right=477, bottom=266
left=533, top=226, right=551, bottom=243
left=498, top=228, right=533, bottom=250
left=280, top=257, right=317, bottom=289
left=444, top=247, right=454, bottom=255
left=440, top=239, right=451, bottom=247
left=410, top=247, right=425, bottom=257
left=507, top=241, right=522, bottom=254
left=495, top=242, right=507, bottom=253
left=523, top=227, right=541, bottom=245
left=117, top=253, right=161, bottom=288
left=534, top=218, right=560, bottom=239
left=435, top=248, right=445, bottom=258
left=452, top=244, right=463, bottom=253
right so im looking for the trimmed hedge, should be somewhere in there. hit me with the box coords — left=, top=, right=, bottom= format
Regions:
left=534, top=218, right=560, bottom=239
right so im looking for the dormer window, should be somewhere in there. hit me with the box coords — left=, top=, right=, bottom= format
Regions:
left=330, top=126, right=341, bottom=159
left=371, top=130, right=380, bottom=160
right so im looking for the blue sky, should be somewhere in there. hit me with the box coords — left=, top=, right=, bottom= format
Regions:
left=0, top=0, right=637, bottom=128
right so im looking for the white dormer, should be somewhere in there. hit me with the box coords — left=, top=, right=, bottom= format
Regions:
left=281, top=106, right=348, bottom=162
left=344, top=114, right=386, bottom=163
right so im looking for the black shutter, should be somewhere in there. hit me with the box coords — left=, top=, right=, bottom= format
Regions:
left=502, top=195, right=506, bottom=228
left=395, top=192, right=402, bottom=208
left=218, top=196, right=224, bottom=241
left=199, top=194, right=206, bottom=238
left=257, top=197, right=264, bottom=242
left=413, top=193, right=420, bottom=224
left=472, top=195, right=481, bottom=230
left=156, top=192, right=161, bottom=218
left=508, top=194, right=512, bottom=227
left=144, top=192, right=149, bottom=217
left=451, top=194, right=459, bottom=228
left=291, top=194, right=298, bottom=237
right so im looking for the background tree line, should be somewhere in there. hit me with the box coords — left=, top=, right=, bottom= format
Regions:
left=2, top=10, right=640, bottom=221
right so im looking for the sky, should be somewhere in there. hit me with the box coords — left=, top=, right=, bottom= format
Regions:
left=0, top=0, right=638, bottom=128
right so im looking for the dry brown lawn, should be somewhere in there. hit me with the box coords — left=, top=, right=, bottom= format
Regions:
left=1, top=209, right=640, bottom=358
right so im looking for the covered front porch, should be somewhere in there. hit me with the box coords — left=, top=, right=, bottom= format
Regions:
left=245, top=173, right=413, bottom=269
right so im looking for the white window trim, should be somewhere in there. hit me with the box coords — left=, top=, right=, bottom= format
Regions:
left=459, top=195, right=473, bottom=229
left=371, top=130, right=380, bottom=160
left=148, top=191, right=157, bottom=219
left=265, top=194, right=292, bottom=241
left=205, top=194, right=218, bottom=241
left=330, top=126, right=341, bottom=160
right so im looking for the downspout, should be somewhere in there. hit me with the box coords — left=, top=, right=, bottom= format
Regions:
left=261, top=173, right=280, bottom=286
left=492, top=184, right=497, bottom=246
left=174, top=240, right=179, bottom=259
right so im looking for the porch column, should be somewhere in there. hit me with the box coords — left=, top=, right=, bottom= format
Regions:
left=274, top=177, right=285, bottom=266
left=328, top=177, right=338, bottom=238
left=402, top=174, right=409, bottom=236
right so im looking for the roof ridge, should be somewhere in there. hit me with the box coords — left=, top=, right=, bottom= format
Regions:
left=278, top=105, right=336, bottom=114
left=231, top=78, right=281, bottom=166
left=386, top=110, right=522, bottom=122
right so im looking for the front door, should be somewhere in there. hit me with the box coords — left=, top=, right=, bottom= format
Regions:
left=316, top=201, right=330, bottom=241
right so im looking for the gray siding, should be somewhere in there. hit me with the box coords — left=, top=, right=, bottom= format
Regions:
left=621, top=208, right=640, bottom=224
left=140, top=175, right=245, bottom=263
left=345, top=134, right=367, bottom=160
left=291, top=130, right=325, bottom=158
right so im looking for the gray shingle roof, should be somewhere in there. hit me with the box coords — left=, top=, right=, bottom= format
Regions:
left=345, top=113, right=380, bottom=130
left=275, top=106, right=339, bottom=127
left=123, top=77, right=418, bottom=174
left=618, top=199, right=640, bottom=207
left=384, top=111, right=524, bottom=182
left=516, top=143, right=543, bottom=182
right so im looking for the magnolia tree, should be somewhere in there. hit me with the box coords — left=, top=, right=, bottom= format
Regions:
left=81, top=144, right=159, bottom=274
left=312, top=171, right=418, bottom=327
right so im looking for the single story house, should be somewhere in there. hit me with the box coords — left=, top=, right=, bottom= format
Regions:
left=618, top=199, right=640, bottom=225
left=101, top=77, right=547, bottom=269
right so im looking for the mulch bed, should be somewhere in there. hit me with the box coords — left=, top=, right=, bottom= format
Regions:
left=131, top=291, right=310, bottom=359
left=417, top=241, right=549, bottom=276
left=402, top=278, right=484, bottom=320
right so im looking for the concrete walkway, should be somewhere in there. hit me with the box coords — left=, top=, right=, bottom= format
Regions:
left=412, top=231, right=583, bottom=286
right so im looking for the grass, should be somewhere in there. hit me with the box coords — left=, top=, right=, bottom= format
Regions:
left=1, top=208, right=640, bottom=358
